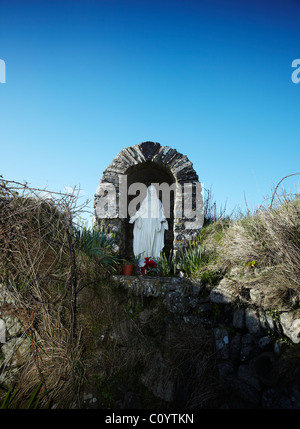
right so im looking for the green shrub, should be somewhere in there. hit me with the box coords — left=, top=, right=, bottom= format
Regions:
left=74, top=223, right=119, bottom=270
left=178, top=242, right=209, bottom=276
left=160, top=249, right=177, bottom=276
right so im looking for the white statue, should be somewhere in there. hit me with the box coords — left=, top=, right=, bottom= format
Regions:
left=129, top=185, right=168, bottom=266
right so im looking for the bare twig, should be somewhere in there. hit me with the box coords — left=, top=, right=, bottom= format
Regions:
left=270, top=173, right=300, bottom=207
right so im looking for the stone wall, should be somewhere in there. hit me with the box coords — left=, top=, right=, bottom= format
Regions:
left=111, top=274, right=300, bottom=409
left=209, top=276, right=300, bottom=408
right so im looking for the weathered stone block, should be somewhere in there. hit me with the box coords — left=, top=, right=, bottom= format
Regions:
left=214, top=327, right=230, bottom=359
left=245, top=308, right=264, bottom=337
left=280, top=310, right=300, bottom=343
left=209, top=278, right=238, bottom=304
left=233, top=307, right=244, bottom=329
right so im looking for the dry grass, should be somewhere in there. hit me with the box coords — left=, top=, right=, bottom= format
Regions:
left=78, top=281, right=154, bottom=376
left=165, top=322, right=222, bottom=408
left=15, top=310, right=83, bottom=407
left=0, top=179, right=95, bottom=407
left=218, top=191, right=300, bottom=307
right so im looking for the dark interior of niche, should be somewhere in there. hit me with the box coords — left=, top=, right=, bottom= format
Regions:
left=123, top=162, right=175, bottom=260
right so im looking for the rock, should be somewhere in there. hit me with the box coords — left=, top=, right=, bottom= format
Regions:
left=0, top=284, right=14, bottom=305
left=233, top=308, right=244, bottom=329
left=0, top=366, right=20, bottom=388
left=163, top=291, right=190, bottom=314
left=245, top=308, right=264, bottom=337
left=82, top=392, right=93, bottom=402
left=266, top=312, right=275, bottom=331
left=258, top=336, right=272, bottom=349
left=230, top=333, right=242, bottom=363
left=3, top=314, right=23, bottom=337
left=214, top=328, right=230, bottom=359
left=209, top=278, right=238, bottom=304
left=258, top=308, right=269, bottom=330
left=0, top=336, right=31, bottom=367
left=198, top=302, right=212, bottom=314
left=249, top=286, right=265, bottom=307
left=0, top=336, right=31, bottom=387
left=280, top=310, right=300, bottom=343
left=273, top=339, right=285, bottom=355
left=240, top=333, right=257, bottom=362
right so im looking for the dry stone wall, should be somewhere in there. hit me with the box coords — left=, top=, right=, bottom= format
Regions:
left=111, top=273, right=300, bottom=409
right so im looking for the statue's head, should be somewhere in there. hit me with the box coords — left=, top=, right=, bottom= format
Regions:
left=147, top=185, right=158, bottom=198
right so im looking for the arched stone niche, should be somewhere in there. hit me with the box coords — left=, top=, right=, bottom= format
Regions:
left=94, top=141, right=203, bottom=258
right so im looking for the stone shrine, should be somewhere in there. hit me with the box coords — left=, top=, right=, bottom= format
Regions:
left=94, top=141, right=203, bottom=258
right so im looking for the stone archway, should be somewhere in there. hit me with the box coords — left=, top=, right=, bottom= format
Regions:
left=94, top=141, right=203, bottom=257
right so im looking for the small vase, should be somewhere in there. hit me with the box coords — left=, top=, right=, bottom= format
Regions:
left=123, top=264, right=134, bottom=276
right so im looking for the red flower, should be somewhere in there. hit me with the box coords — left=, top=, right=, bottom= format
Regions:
left=149, top=260, right=157, bottom=268
left=143, top=257, right=157, bottom=269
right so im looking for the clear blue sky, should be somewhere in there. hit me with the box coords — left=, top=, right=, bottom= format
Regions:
left=1, top=0, right=299, bottom=224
